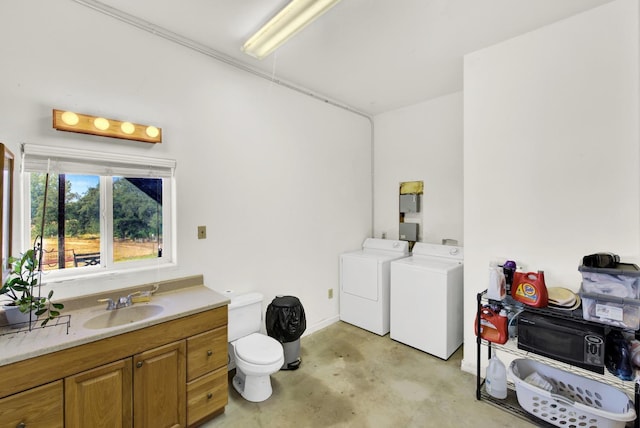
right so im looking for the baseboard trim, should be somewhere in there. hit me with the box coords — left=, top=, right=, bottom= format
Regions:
left=302, top=315, right=340, bottom=337
left=460, top=358, right=478, bottom=376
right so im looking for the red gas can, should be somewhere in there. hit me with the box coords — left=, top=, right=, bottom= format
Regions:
left=474, top=305, right=508, bottom=345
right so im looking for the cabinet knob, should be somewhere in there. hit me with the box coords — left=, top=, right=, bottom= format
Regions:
left=207, top=350, right=213, bottom=357
left=207, top=392, right=213, bottom=400
left=136, top=361, right=143, bottom=368
left=16, top=423, right=26, bottom=428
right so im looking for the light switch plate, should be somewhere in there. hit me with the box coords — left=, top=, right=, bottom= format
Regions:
left=198, top=225, right=206, bottom=239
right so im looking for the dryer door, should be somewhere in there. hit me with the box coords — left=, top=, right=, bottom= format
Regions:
left=340, top=255, right=379, bottom=301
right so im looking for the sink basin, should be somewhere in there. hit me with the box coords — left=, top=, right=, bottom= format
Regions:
left=83, top=305, right=164, bottom=330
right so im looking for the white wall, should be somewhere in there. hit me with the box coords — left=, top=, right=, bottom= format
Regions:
left=0, top=1, right=372, bottom=333
left=462, top=0, right=639, bottom=373
left=373, top=92, right=463, bottom=244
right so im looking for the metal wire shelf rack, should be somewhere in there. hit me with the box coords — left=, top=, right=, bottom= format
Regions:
left=0, top=314, right=71, bottom=337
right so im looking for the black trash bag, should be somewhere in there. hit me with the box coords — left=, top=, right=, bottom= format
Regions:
left=266, top=296, right=306, bottom=343
left=605, top=330, right=633, bottom=381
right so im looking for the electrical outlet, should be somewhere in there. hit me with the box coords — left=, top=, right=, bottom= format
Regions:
left=197, top=225, right=206, bottom=239
left=328, top=288, right=333, bottom=299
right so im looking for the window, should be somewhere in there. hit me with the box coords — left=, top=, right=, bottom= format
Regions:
left=22, top=144, right=175, bottom=279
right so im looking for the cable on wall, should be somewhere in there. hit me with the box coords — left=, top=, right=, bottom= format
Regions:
left=71, top=0, right=368, bottom=120
left=71, top=0, right=376, bottom=237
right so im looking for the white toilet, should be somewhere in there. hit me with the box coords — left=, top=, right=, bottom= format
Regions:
left=227, top=292, right=285, bottom=402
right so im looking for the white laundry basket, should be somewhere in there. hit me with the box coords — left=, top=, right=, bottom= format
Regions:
left=508, top=358, right=636, bottom=428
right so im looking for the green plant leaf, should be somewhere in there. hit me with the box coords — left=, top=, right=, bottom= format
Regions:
left=3, top=247, right=63, bottom=323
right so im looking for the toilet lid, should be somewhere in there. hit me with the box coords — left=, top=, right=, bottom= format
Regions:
left=235, top=333, right=283, bottom=365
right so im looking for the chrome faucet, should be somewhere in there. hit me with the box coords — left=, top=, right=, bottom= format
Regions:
left=98, top=294, right=134, bottom=310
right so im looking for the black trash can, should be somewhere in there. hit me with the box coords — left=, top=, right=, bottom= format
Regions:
left=266, top=295, right=306, bottom=370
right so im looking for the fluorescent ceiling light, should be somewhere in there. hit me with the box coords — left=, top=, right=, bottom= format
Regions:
left=242, top=0, right=341, bottom=60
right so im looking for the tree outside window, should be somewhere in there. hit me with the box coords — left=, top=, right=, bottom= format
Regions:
left=30, top=173, right=163, bottom=270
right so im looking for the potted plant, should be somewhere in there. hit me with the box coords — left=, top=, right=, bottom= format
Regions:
left=0, top=248, right=64, bottom=327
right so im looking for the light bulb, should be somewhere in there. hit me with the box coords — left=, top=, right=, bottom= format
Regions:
left=121, top=122, right=135, bottom=134
left=61, top=111, right=79, bottom=126
left=146, top=126, right=159, bottom=138
left=94, top=117, right=110, bottom=131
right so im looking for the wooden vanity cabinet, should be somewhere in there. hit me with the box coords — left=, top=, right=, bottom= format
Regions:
left=0, top=380, right=63, bottom=428
left=65, top=341, right=188, bottom=428
left=0, top=305, right=228, bottom=428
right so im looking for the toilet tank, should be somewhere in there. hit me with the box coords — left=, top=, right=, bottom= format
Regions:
left=227, top=291, right=264, bottom=342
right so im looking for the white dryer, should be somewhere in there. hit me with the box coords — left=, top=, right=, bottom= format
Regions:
left=340, top=238, right=409, bottom=335
left=390, top=242, right=464, bottom=360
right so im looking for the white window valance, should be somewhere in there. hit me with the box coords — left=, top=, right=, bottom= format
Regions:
left=21, top=144, right=176, bottom=178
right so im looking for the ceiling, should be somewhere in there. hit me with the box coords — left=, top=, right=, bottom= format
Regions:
left=83, top=0, right=614, bottom=116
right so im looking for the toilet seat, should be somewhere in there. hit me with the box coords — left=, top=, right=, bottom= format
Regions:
left=235, top=333, right=283, bottom=365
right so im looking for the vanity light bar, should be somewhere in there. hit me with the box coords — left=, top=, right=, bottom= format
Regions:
left=52, top=109, right=162, bottom=144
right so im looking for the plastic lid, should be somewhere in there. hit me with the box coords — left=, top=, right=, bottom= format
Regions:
left=578, top=262, right=640, bottom=274
left=270, top=295, right=302, bottom=308
left=235, top=333, right=283, bottom=365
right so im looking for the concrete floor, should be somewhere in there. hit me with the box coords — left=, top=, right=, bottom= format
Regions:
left=205, top=321, right=536, bottom=428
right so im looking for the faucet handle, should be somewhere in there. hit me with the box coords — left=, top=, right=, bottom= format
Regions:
left=97, top=298, right=116, bottom=310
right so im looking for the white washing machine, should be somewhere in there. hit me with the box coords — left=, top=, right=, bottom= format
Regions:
left=340, top=238, right=409, bottom=335
left=390, top=242, right=464, bottom=360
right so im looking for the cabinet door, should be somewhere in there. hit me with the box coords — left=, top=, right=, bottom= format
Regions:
left=65, top=358, right=133, bottom=428
left=134, top=340, right=186, bottom=428
left=0, top=380, right=63, bottom=428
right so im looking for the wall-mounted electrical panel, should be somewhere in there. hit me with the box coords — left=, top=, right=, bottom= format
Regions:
left=399, top=180, right=423, bottom=245
left=399, top=222, right=418, bottom=242
left=399, top=194, right=420, bottom=213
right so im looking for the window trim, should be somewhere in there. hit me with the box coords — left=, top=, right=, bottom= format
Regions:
left=20, top=144, right=177, bottom=283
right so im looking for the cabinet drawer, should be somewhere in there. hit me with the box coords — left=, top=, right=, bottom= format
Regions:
left=187, top=326, right=227, bottom=381
left=187, top=367, right=228, bottom=426
left=0, top=380, right=63, bottom=428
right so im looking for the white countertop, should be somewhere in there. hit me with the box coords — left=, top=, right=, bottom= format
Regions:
left=0, top=281, right=229, bottom=367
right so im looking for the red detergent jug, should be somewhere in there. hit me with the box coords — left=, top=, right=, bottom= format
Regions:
left=474, top=306, right=508, bottom=345
left=512, top=270, right=548, bottom=308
